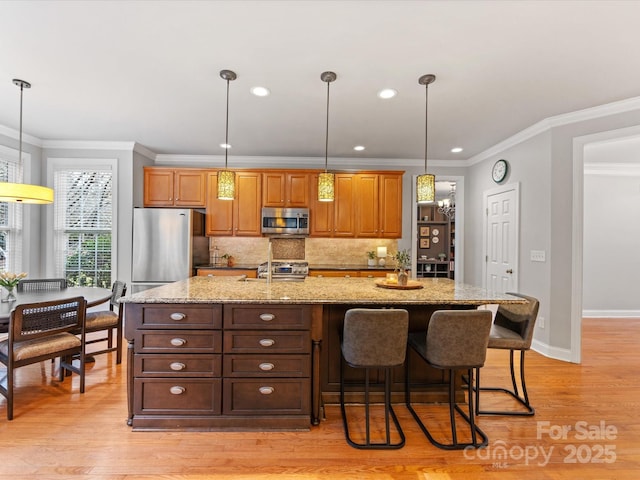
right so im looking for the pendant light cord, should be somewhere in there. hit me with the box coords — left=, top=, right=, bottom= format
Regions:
left=424, top=82, right=428, bottom=173
left=18, top=82, right=24, bottom=164
left=224, top=78, right=230, bottom=170
left=324, top=79, right=330, bottom=173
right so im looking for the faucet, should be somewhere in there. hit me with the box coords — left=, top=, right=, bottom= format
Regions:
left=267, top=240, right=273, bottom=284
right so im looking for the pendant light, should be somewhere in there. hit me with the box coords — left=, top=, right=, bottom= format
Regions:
left=0, top=79, right=54, bottom=204
left=217, top=69, right=237, bottom=200
left=416, top=74, right=436, bottom=204
left=317, top=71, right=336, bottom=202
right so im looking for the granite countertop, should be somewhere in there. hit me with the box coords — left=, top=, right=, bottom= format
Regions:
left=309, top=264, right=395, bottom=271
left=195, top=264, right=259, bottom=270
left=121, top=276, right=524, bottom=306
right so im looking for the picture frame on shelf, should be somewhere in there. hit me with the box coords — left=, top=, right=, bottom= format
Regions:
left=420, top=226, right=430, bottom=237
left=420, top=238, right=430, bottom=249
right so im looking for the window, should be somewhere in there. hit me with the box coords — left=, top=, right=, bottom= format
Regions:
left=54, top=168, right=113, bottom=288
left=0, top=148, right=23, bottom=273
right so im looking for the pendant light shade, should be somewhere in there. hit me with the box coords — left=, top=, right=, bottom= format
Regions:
left=217, top=69, right=237, bottom=200
left=318, top=71, right=336, bottom=202
left=0, top=79, right=54, bottom=204
left=416, top=74, right=436, bottom=204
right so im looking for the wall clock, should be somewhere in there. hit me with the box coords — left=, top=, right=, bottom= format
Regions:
left=492, top=159, right=509, bottom=183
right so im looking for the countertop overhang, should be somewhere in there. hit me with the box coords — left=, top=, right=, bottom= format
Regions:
left=121, top=276, right=523, bottom=306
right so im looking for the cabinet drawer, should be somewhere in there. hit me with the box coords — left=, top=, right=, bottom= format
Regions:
left=223, top=354, right=310, bottom=377
left=135, top=330, right=222, bottom=354
left=222, top=378, right=310, bottom=415
left=223, top=304, right=311, bottom=330
left=223, top=330, right=310, bottom=354
left=134, top=378, right=222, bottom=415
left=134, top=353, right=222, bottom=377
left=139, top=304, right=222, bottom=329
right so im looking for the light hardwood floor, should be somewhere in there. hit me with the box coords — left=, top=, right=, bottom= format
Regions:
left=0, top=319, right=639, bottom=479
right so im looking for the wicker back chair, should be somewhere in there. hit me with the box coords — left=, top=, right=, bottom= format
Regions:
left=16, top=278, right=67, bottom=292
left=0, top=296, right=87, bottom=420
left=83, top=281, right=126, bottom=364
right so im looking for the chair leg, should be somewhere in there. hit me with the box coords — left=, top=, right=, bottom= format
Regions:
left=406, top=361, right=488, bottom=450
left=340, top=358, right=405, bottom=449
left=475, top=349, right=535, bottom=416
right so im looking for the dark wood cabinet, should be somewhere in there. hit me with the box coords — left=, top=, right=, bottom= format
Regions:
left=126, top=302, right=312, bottom=430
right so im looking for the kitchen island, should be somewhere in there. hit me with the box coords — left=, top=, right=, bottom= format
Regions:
left=123, top=276, right=523, bottom=431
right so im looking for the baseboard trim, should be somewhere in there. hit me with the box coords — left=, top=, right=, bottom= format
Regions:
left=531, top=339, right=573, bottom=363
left=582, top=310, right=640, bottom=318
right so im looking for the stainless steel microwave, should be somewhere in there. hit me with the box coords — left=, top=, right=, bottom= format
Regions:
left=261, top=207, right=310, bottom=235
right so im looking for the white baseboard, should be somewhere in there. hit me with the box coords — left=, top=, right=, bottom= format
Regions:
left=531, top=339, right=573, bottom=363
left=582, top=310, right=640, bottom=318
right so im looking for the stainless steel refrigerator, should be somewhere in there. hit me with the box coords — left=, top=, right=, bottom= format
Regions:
left=131, top=208, right=209, bottom=293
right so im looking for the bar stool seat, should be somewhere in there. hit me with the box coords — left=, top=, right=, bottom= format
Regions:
left=405, top=309, right=492, bottom=450
left=340, top=308, right=409, bottom=449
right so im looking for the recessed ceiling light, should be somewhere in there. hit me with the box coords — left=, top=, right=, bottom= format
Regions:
left=451, top=147, right=463, bottom=153
left=220, top=143, right=231, bottom=149
left=377, top=88, right=397, bottom=99
left=250, top=86, right=270, bottom=97
left=353, top=145, right=365, bottom=151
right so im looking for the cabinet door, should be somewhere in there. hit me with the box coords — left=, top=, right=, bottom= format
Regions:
left=233, top=172, right=262, bottom=236
left=309, top=174, right=334, bottom=236
left=333, top=174, right=355, bottom=237
left=262, top=172, right=286, bottom=207
left=175, top=170, right=206, bottom=206
left=379, top=174, right=402, bottom=238
left=355, top=174, right=379, bottom=237
left=143, top=168, right=174, bottom=206
left=206, top=172, right=234, bottom=236
left=286, top=172, right=309, bottom=207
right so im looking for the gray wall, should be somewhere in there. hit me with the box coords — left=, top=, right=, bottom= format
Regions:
left=583, top=137, right=640, bottom=315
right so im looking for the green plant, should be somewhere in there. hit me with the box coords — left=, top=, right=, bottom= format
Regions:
left=392, top=249, right=411, bottom=271
left=367, top=251, right=376, bottom=260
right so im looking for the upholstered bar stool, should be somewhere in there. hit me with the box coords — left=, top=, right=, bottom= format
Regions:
left=340, top=308, right=409, bottom=449
left=474, top=293, right=539, bottom=416
left=405, top=309, right=492, bottom=450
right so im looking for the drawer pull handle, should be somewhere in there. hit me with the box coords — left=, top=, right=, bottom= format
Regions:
left=259, top=386, right=274, bottom=395
left=170, top=338, right=187, bottom=347
left=170, top=362, right=186, bottom=371
left=259, top=362, right=275, bottom=371
left=259, top=338, right=275, bottom=347
left=170, top=312, right=186, bottom=321
left=170, top=386, right=185, bottom=395
left=259, top=313, right=275, bottom=322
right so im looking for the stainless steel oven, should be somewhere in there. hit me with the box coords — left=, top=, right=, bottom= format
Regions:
left=261, top=207, right=309, bottom=235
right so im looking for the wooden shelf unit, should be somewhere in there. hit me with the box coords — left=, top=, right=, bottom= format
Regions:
left=416, top=204, right=455, bottom=279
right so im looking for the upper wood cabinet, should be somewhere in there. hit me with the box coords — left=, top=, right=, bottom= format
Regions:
left=309, top=173, right=355, bottom=237
left=206, top=171, right=262, bottom=237
left=143, top=167, right=207, bottom=207
left=262, top=171, right=309, bottom=207
left=378, top=174, right=403, bottom=238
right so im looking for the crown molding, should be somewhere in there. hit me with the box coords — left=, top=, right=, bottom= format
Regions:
left=584, top=162, right=640, bottom=176
left=467, top=96, right=640, bottom=166
left=154, top=154, right=467, bottom=170
left=0, top=124, right=43, bottom=147
left=41, top=140, right=139, bottom=151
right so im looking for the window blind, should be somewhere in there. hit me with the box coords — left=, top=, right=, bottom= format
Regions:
left=54, top=169, right=112, bottom=287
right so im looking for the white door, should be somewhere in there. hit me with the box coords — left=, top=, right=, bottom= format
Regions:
left=484, top=185, right=519, bottom=293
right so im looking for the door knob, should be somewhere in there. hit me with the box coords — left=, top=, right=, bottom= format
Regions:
left=506, top=269, right=513, bottom=274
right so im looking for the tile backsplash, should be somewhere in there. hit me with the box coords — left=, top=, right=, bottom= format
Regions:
left=208, top=237, right=397, bottom=266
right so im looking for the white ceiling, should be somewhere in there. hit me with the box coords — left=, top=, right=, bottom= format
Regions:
left=1, top=0, right=640, bottom=164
